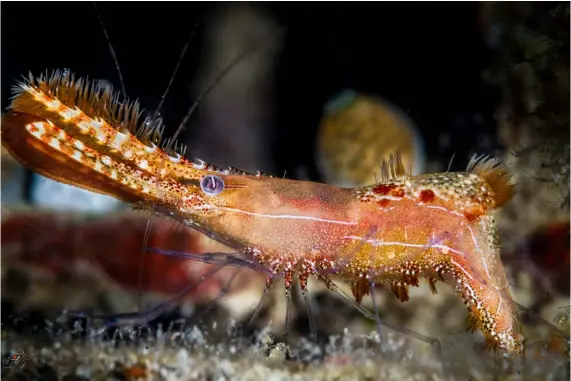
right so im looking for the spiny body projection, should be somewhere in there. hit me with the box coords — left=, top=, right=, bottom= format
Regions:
left=2, top=70, right=522, bottom=355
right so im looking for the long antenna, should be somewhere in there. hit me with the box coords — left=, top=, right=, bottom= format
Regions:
left=153, top=21, right=200, bottom=118
left=165, top=30, right=282, bottom=152
left=138, top=20, right=200, bottom=313
left=136, top=218, right=153, bottom=311
left=92, top=2, right=127, bottom=99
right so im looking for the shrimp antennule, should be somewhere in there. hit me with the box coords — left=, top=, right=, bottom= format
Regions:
left=65, top=259, right=229, bottom=327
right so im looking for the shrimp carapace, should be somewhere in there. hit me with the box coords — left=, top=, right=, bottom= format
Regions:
left=2, top=71, right=522, bottom=355
left=339, top=152, right=522, bottom=354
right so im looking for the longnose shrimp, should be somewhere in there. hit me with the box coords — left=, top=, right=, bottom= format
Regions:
left=1, top=71, right=528, bottom=355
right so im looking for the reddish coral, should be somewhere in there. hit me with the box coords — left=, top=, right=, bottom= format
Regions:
left=1, top=211, right=259, bottom=303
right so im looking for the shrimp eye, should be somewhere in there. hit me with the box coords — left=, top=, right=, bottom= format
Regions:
left=200, top=175, right=225, bottom=196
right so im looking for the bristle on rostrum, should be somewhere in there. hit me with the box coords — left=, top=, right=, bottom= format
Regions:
left=7, top=70, right=180, bottom=154
left=3, top=70, right=270, bottom=178
left=1, top=70, right=279, bottom=206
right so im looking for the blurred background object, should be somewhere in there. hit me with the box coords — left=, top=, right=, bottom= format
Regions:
left=316, top=90, right=425, bottom=187
left=480, top=2, right=570, bottom=234
left=29, top=177, right=124, bottom=214
left=479, top=1, right=570, bottom=334
left=1, top=210, right=265, bottom=320
left=189, top=3, right=284, bottom=174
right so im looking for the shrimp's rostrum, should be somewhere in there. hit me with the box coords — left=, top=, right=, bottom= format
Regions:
left=1, top=71, right=522, bottom=355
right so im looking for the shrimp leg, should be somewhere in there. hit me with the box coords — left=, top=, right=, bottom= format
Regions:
left=332, top=228, right=450, bottom=352
left=189, top=267, right=242, bottom=326
left=319, top=275, right=442, bottom=353
left=246, top=278, right=273, bottom=330
left=64, top=251, right=250, bottom=327
left=149, top=247, right=285, bottom=337
left=146, top=247, right=270, bottom=275
left=301, top=286, right=317, bottom=342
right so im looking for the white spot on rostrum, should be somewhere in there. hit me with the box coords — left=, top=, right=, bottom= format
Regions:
left=46, top=99, right=61, bottom=110
left=91, top=118, right=104, bottom=129
left=77, top=121, right=91, bottom=132
left=194, top=160, right=206, bottom=169
left=112, top=131, right=129, bottom=149
left=26, top=123, right=44, bottom=137
left=61, top=108, right=80, bottom=120
left=101, top=156, right=112, bottom=166
left=48, top=138, right=60, bottom=150
left=74, top=140, right=85, bottom=150
left=168, top=153, right=181, bottom=163
left=139, top=159, right=149, bottom=170
left=96, top=131, right=106, bottom=143
left=144, top=143, right=157, bottom=153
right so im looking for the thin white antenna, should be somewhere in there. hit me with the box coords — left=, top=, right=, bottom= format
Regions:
left=153, top=21, right=200, bottom=117
left=446, top=153, right=456, bottom=173
left=92, top=2, right=127, bottom=99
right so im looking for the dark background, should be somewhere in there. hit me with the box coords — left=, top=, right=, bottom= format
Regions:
left=1, top=2, right=501, bottom=182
